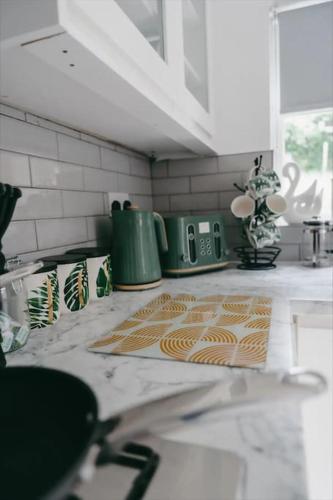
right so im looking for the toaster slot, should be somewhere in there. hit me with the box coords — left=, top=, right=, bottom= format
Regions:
left=187, top=224, right=197, bottom=264
left=213, top=222, right=222, bottom=260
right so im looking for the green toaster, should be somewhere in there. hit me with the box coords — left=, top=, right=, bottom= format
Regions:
left=160, top=214, right=229, bottom=276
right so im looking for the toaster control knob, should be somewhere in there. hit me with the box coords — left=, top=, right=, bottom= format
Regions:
left=181, top=254, right=189, bottom=263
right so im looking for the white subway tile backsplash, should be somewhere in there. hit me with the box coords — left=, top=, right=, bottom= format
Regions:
left=2, top=220, right=37, bottom=256
left=219, top=191, right=239, bottom=210
left=58, top=134, right=100, bottom=168
left=18, top=241, right=98, bottom=263
left=153, top=195, right=170, bottom=212
left=130, top=157, right=151, bottom=178
left=114, top=144, right=145, bottom=159
left=218, top=151, right=273, bottom=173
left=0, top=150, right=31, bottom=186
left=170, top=192, right=218, bottom=212
left=20, top=240, right=97, bottom=262
left=224, top=226, right=244, bottom=246
left=168, top=157, right=218, bottom=177
left=220, top=209, right=240, bottom=226
left=279, top=226, right=304, bottom=244
left=13, top=188, right=63, bottom=220
left=0, top=115, right=58, bottom=158
left=278, top=244, right=300, bottom=261
left=87, top=215, right=112, bottom=244
left=0, top=104, right=300, bottom=261
left=62, top=191, right=104, bottom=217
left=83, top=168, right=117, bottom=192
left=118, top=173, right=152, bottom=195
left=36, top=217, right=88, bottom=250
left=80, top=133, right=115, bottom=148
left=30, top=157, right=84, bottom=190
left=101, top=148, right=130, bottom=174
left=191, top=173, right=241, bottom=193
left=152, top=177, right=190, bottom=195
left=25, top=114, right=81, bottom=138
left=1, top=104, right=155, bottom=260
left=0, top=103, right=25, bottom=120
left=131, top=195, right=153, bottom=211
left=151, top=161, right=168, bottom=178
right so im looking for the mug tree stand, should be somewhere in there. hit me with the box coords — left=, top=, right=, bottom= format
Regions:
left=233, top=156, right=281, bottom=271
left=234, top=246, right=281, bottom=270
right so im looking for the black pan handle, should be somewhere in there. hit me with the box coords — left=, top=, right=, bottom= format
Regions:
left=94, top=416, right=120, bottom=442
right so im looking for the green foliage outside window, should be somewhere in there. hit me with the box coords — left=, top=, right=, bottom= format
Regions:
left=285, top=112, right=333, bottom=173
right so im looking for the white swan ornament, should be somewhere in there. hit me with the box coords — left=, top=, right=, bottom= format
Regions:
left=282, top=162, right=323, bottom=224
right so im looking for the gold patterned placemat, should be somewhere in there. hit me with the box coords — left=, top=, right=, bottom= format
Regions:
left=88, top=293, right=273, bottom=369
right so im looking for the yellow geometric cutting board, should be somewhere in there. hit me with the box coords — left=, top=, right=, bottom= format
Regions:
left=88, top=293, right=272, bottom=369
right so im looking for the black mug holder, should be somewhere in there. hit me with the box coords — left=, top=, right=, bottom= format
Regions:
left=234, top=246, right=281, bottom=270
left=233, top=155, right=281, bottom=270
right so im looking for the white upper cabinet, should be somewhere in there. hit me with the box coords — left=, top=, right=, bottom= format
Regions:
left=182, top=0, right=209, bottom=111
left=114, top=0, right=165, bottom=59
left=0, top=0, right=217, bottom=158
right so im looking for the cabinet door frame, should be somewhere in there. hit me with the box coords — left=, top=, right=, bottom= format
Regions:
left=58, top=0, right=214, bottom=145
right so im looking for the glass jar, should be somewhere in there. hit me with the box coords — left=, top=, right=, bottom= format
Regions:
left=301, top=218, right=333, bottom=267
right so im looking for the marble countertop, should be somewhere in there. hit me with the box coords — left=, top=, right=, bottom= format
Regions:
left=7, top=263, right=333, bottom=500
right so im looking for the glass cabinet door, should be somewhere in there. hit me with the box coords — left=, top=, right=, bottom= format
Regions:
left=182, top=0, right=209, bottom=110
left=114, top=0, right=165, bottom=59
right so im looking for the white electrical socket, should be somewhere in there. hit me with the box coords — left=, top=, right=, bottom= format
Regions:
left=108, top=192, right=130, bottom=215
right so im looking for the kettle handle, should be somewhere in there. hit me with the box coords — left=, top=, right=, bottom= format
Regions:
left=153, top=212, right=168, bottom=253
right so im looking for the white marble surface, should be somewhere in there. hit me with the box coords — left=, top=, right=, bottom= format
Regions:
left=7, top=263, right=333, bottom=500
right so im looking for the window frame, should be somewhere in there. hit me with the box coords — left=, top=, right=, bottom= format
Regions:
left=269, top=0, right=333, bottom=221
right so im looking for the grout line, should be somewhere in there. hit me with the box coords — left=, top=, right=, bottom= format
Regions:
left=14, top=214, right=105, bottom=223
left=60, top=190, right=65, bottom=218
left=17, top=239, right=99, bottom=258
left=98, top=146, right=102, bottom=169
left=55, top=133, right=60, bottom=161
left=33, top=220, right=38, bottom=250
left=34, top=219, right=40, bottom=250
left=0, top=108, right=148, bottom=159
left=27, top=155, right=33, bottom=187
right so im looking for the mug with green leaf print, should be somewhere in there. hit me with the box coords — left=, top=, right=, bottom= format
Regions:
left=246, top=218, right=281, bottom=249
left=66, top=247, right=112, bottom=301
left=24, top=262, right=60, bottom=329
left=247, top=168, right=281, bottom=200
left=42, top=255, right=89, bottom=314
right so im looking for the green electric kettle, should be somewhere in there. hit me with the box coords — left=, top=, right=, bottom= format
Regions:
left=111, top=209, right=168, bottom=290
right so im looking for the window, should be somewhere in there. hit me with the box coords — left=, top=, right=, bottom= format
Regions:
left=281, top=109, right=333, bottom=218
left=274, top=1, right=333, bottom=222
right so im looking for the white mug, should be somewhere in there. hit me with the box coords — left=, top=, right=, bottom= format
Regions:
left=257, top=194, right=287, bottom=222
left=231, top=195, right=255, bottom=218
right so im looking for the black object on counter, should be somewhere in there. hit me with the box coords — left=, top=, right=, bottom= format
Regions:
left=0, top=289, right=6, bottom=367
left=234, top=246, right=281, bottom=270
left=42, top=254, right=86, bottom=264
left=0, top=183, right=22, bottom=275
left=111, top=200, right=121, bottom=211
left=233, top=156, right=281, bottom=270
left=0, top=339, right=6, bottom=367
left=0, top=366, right=326, bottom=499
left=97, top=442, right=159, bottom=500
left=0, top=367, right=160, bottom=499
left=123, top=200, right=132, bottom=210
left=66, top=247, right=110, bottom=258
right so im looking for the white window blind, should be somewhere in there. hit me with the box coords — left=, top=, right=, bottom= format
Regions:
left=278, top=1, right=333, bottom=114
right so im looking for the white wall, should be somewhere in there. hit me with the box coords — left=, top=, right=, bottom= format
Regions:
left=210, top=0, right=272, bottom=155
